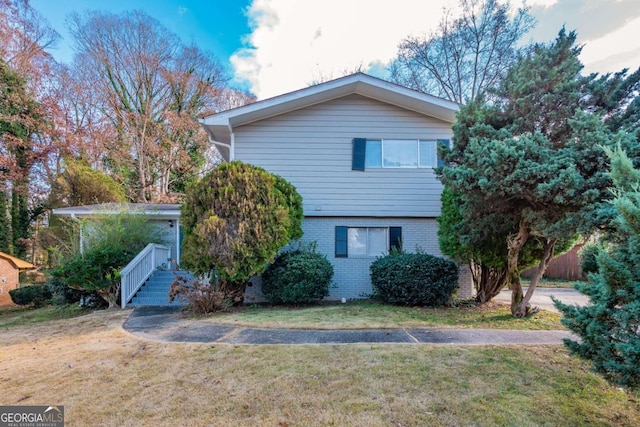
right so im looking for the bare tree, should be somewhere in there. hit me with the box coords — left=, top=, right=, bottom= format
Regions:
left=67, top=10, right=227, bottom=202
left=212, top=87, right=256, bottom=113
left=0, top=0, right=59, bottom=81
left=390, top=0, right=534, bottom=103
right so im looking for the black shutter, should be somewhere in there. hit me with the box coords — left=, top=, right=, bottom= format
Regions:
left=389, top=227, right=402, bottom=252
left=335, top=226, right=348, bottom=258
left=352, top=138, right=367, bottom=171
left=437, top=139, right=451, bottom=167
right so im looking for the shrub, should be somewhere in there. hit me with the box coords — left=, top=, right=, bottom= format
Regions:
left=46, top=277, right=85, bottom=305
left=578, top=244, right=599, bottom=275
left=181, top=161, right=303, bottom=305
left=262, top=245, right=333, bottom=304
left=554, top=146, right=640, bottom=388
left=53, top=212, right=167, bottom=308
left=9, top=285, right=53, bottom=307
left=370, top=252, right=459, bottom=306
left=168, top=274, right=232, bottom=314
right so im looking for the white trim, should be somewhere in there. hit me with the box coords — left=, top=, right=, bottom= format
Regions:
left=200, top=73, right=460, bottom=146
left=53, top=203, right=181, bottom=219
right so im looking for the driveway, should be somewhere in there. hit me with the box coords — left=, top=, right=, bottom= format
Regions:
left=494, top=287, right=590, bottom=313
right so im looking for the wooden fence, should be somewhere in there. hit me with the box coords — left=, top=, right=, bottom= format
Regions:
left=522, top=244, right=585, bottom=281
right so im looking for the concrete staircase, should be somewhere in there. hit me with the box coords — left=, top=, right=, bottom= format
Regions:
left=127, top=270, right=196, bottom=307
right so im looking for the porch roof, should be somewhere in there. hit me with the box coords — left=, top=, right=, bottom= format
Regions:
left=52, top=203, right=182, bottom=219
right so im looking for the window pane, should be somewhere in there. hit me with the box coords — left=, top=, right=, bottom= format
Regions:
left=368, top=228, right=387, bottom=256
left=365, top=140, right=382, bottom=168
left=383, top=140, right=418, bottom=167
left=348, top=228, right=367, bottom=256
left=419, top=140, right=437, bottom=167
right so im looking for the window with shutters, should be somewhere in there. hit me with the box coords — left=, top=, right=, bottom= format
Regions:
left=354, top=138, right=448, bottom=170
left=335, top=226, right=402, bottom=258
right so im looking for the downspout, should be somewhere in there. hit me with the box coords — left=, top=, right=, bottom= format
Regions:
left=230, top=130, right=235, bottom=161
left=208, top=134, right=231, bottom=161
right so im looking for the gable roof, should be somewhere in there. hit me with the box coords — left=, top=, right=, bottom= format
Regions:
left=53, top=203, right=181, bottom=219
left=0, top=252, right=35, bottom=270
left=200, top=73, right=460, bottom=159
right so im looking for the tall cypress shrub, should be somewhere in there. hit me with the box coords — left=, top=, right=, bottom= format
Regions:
left=554, top=145, right=640, bottom=388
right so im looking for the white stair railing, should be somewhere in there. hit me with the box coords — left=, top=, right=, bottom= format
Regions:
left=120, top=243, right=171, bottom=308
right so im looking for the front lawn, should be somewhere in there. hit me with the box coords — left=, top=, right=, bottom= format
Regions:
left=201, top=300, right=565, bottom=330
left=0, top=309, right=638, bottom=426
left=0, top=304, right=90, bottom=328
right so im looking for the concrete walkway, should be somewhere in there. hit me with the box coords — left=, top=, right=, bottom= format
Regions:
left=494, top=287, right=590, bottom=313
left=124, top=306, right=576, bottom=345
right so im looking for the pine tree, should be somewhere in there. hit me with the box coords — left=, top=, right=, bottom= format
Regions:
left=440, top=29, right=634, bottom=316
left=554, top=145, right=640, bottom=388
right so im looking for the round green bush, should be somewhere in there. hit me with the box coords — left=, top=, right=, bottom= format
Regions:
left=9, top=285, right=53, bottom=307
left=579, top=244, right=599, bottom=276
left=370, top=252, right=459, bottom=306
left=262, top=248, right=333, bottom=304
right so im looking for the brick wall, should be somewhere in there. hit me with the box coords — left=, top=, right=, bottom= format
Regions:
left=244, top=216, right=475, bottom=301
left=0, top=259, right=19, bottom=306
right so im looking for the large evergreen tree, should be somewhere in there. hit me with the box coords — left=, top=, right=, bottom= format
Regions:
left=554, top=146, right=640, bottom=388
left=440, top=29, right=635, bottom=316
left=0, top=58, right=40, bottom=257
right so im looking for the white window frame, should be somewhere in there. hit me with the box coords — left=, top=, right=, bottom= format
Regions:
left=347, top=227, right=389, bottom=257
left=365, top=139, right=438, bottom=169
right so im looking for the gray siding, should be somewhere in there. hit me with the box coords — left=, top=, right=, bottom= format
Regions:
left=234, top=94, right=452, bottom=217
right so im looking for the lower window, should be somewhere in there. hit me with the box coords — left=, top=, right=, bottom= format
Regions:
left=348, top=227, right=387, bottom=256
left=335, top=226, right=402, bottom=258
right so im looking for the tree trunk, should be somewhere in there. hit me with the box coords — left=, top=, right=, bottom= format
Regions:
left=515, top=237, right=557, bottom=317
left=471, top=260, right=509, bottom=303
left=508, top=222, right=531, bottom=316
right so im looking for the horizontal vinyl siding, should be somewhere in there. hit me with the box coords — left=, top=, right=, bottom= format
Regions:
left=234, top=94, right=451, bottom=217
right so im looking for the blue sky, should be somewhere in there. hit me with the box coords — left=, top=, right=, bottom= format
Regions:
left=30, top=0, right=640, bottom=100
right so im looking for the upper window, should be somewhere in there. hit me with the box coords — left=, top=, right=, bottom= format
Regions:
left=361, top=139, right=441, bottom=169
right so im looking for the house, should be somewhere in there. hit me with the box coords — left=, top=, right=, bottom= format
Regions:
left=0, top=252, right=36, bottom=306
left=200, top=73, right=473, bottom=300
left=52, top=74, right=473, bottom=307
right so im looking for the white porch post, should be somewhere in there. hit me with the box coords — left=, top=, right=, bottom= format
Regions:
left=175, top=217, right=181, bottom=267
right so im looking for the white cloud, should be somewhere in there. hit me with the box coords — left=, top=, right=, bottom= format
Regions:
left=231, top=0, right=640, bottom=99
left=527, top=0, right=559, bottom=7
left=231, top=0, right=451, bottom=99
left=580, top=16, right=640, bottom=75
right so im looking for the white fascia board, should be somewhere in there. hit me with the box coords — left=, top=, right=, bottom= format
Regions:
left=52, top=206, right=182, bottom=219
left=200, top=73, right=460, bottom=144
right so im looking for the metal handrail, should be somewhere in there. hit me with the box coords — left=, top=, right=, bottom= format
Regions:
left=120, top=243, right=170, bottom=308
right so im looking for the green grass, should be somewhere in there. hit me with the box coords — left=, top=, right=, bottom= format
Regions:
left=0, top=304, right=91, bottom=328
left=203, top=300, right=565, bottom=330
